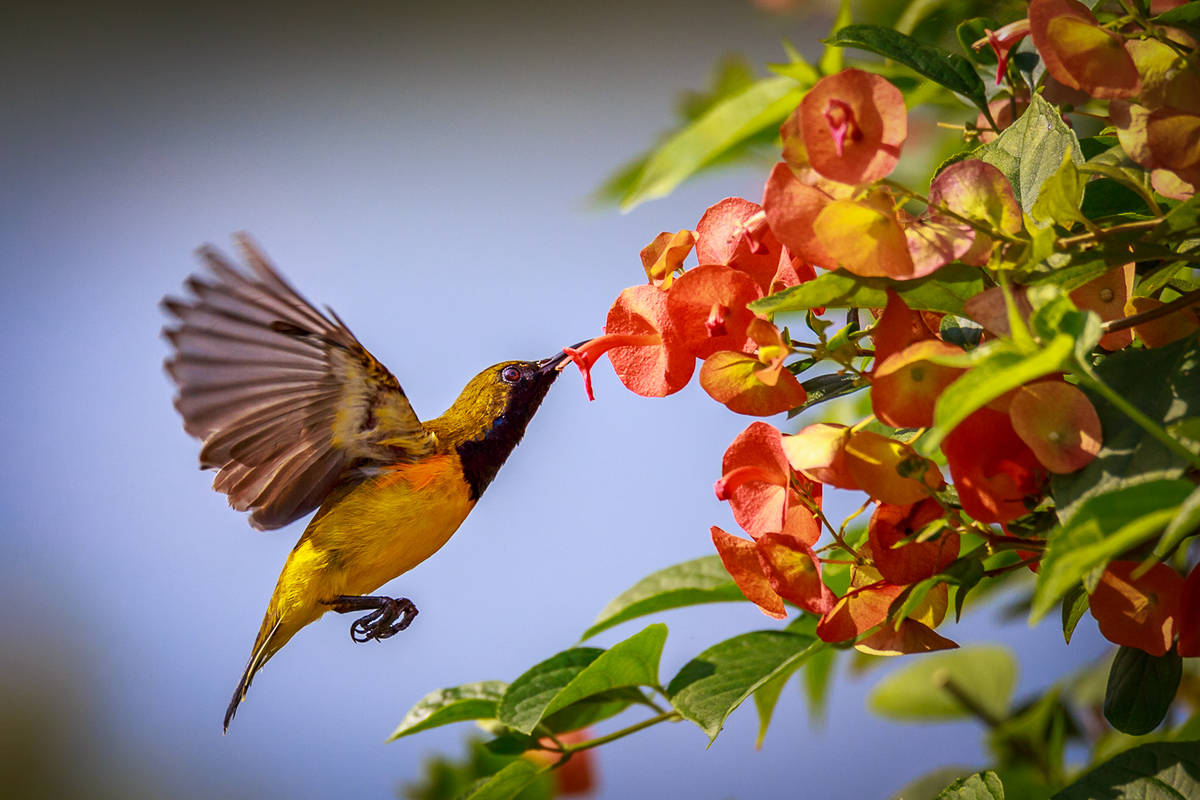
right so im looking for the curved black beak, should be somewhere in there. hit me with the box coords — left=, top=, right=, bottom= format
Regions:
left=537, top=340, right=590, bottom=374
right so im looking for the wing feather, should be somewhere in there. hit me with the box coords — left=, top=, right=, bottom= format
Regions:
left=163, top=233, right=434, bottom=530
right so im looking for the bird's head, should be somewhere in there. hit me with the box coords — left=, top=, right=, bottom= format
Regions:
left=431, top=347, right=576, bottom=499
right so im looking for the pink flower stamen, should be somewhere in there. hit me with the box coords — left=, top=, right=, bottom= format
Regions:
left=824, top=99, right=860, bottom=158
left=706, top=302, right=730, bottom=337
left=973, top=19, right=1031, bottom=86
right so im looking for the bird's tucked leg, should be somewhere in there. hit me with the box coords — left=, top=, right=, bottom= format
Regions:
left=324, top=595, right=418, bottom=643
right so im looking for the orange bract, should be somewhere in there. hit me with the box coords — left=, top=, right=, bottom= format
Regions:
left=1070, top=265, right=1135, bottom=351
left=868, top=498, right=959, bottom=586
left=761, top=163, right=837, bottom=270
left=699, top=350, right=807, bottom=417
left=782, top=423, right=858, bottom=490
left=711, top=526, right=787, bottom=619
left=1009, top=381, right=1102, bottom=473
left=1089, top=561, right=1183, bottom=656
left=1030, top=0, right=1141, bottom=99
left=716, top=422, right=820, bottom=543
left=941, top=407, right=1045, bottom=524
left=640, top=229, right=696, bottom=289
left=843, top=430, right=944, bottom=506
left=872, top=339, right=968, bottom=430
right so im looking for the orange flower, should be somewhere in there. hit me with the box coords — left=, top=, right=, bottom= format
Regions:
left=1069, top=265, right=1135, bottom=351
left=665, top=264, right=762, bottom=359
left=1089, top=561, right=1183, bottom=656
left=868, top=498, right=959, bottom=586
left=565, top=285, right=694, bottom=399
left=797, top=69, right=907, bottom=185
left=1008, top=381, right=1102, bottom=473
left=941, top=407, right=1046, bottom=524
left=715, top=421, right=820, bottom=543
left=695, top=198, right=788, bottom=292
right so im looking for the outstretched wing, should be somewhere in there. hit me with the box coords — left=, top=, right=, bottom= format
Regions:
left=162, top=233, right=435, bottom=530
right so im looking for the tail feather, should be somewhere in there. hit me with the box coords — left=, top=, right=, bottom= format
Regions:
left=224, top=616, right=287, bottom=733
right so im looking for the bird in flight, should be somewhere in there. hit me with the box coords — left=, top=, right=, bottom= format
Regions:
left=162, top=234, right=574, bottom=731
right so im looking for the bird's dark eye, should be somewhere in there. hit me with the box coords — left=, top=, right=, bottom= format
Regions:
left=501, top=366, right=522, bottom=383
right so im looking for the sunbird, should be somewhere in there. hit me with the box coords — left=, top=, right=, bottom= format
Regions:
left=162, top=234, right=574, bottom=731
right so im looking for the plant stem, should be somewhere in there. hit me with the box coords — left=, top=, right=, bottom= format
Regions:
left=1101, top=286, right=1200, bottom=334
left=1070, top=364, right=1200, bottom=471
left=560, top=711, right=682, bottom=754
left=1056, top=218, right=1160, bottom=247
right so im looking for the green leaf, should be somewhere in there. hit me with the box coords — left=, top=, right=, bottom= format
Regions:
left=459, top=760, right=544, bottom=800
left=1155, top=483, right=1200, bottom=559
left=541, top=687, right=647, bottom=734
left=935, top=771, right=1006, bottom=800
left=975, top=93, right=1083, bottom=214
left=802, top=644, right=837, bottom=724
left=751, top=264, right=985, bottom=317
left=818, top=0, right=853, bottom=75
left=583, top=556, right=746, bottom=640
left=497, top=648, right=604, bottom=735
left=1050, top=741, right=1200, bottom=799
left=388, top=681, right=508, bottom=742
left=1149, top=190, right=1200, bottom=243
left=1050, top=334, right=1200, bottom=522
left=1031, top=150, right=1089, bottom=229
left=752, top=659, right=803, bottom=749
left=1061, top=584, right=1090, bottom=646
left=1030, top=479, right=1193, bottom=623
left=989, top=690, right=1070, bottom=784
left=1153, top=2, right=1200, bottom=33
left=539, top=624, right=667, bottom=721
left=667, top=630, right=817, bottom=743
left=1104, top=646, right=1183, bottom=737
left=918, top=334, right=1076, bottom=455
left=821, top=24, right=988, bottom=113
left=618, top=76, right=806, bottom=210
left=869, top=645, right=1017, bottom=722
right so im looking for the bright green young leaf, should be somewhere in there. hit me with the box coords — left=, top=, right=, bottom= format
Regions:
left=1104, top=645, right=1183, bottom=737
left=497, top=648, right=604, bottom=735
left=975, top=93, right=1083, bottom=214
left=818, top=0, right=853, bottom=76
left=750, top=264, right=985, bottom=316
left=821, top=24, right=988, bottom=114
left=918, top=334, right=1076, bottom=455
left=618, top=76, right=805, bottom=210
left=1050, top=741, right=1200, bottom=799
left=1031, top=150, right=1089, bottom=230
left=388, top=681, right=508, bottom=742
left=538, top=624, right=667, bottom=723
left=1030, top=479, right=1193, bottom=623
left=868, top=645, right=1017, bottom=722
left=1155, top=483, right=1200, bottom=560
left=1050, top=334, right=1200, bottom=522
left=935, top=771, right=1006, bottom=800
left=667, top=630, right=817, bottom=743
left=583, top=556, right=746, bottom=640
left=1150, top=190, right=1200, bottom=243
left=458, top=759, right=545, bottom=800
left=1061, top=584, right=1090, bottom=646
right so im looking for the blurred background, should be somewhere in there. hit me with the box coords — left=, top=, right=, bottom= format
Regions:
left=0, top=1, right=1110, bottom=798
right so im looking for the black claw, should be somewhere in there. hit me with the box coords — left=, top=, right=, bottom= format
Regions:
left=324, top=595, right=418, bottom=643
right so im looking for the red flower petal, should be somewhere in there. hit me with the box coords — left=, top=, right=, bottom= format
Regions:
left=665, top=264, right=762, bottom=359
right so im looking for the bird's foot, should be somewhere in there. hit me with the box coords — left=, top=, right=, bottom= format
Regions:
left=324, top=595, right=418, bottom=643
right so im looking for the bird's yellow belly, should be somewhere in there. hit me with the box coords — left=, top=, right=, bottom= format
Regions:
left=273, top=454, right=476, bottom=617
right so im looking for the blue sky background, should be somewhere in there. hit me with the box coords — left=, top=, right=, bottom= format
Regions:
left=0, top=2, right=1110, bottom=798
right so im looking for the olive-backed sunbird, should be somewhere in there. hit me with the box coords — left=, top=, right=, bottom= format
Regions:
left=162, top=234, right=573, bottom=731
